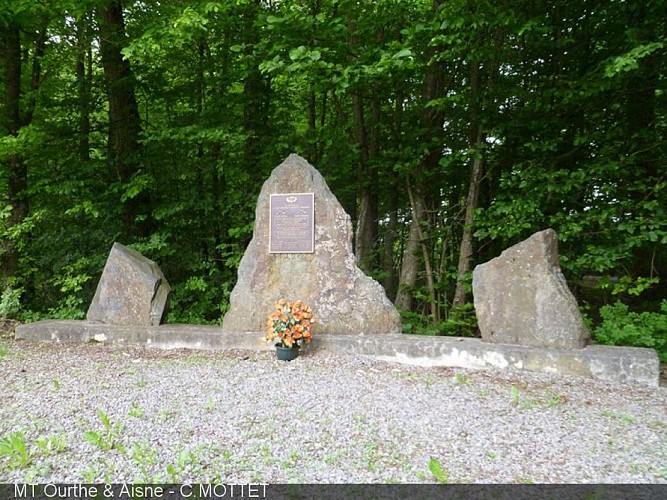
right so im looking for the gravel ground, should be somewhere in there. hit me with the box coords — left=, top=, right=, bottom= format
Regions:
left=0, top=337, right=666, bottom=484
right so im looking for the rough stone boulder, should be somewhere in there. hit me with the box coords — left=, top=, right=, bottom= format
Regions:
left=87, top=242, right=171, bottom=326
left=472, top=229, right=589, bottom=349
left=221, top=154, right=401, bottom=335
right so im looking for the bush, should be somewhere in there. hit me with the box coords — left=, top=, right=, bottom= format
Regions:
left=593, top=300, right=667, bottom=362
left=0, top=287, right=22, bottom=319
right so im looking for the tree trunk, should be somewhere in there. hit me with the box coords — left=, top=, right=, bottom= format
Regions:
left=97, top=0, right=152, bottom=238
left=384, top=89, right=405, bottom=299
left=76, top=16, right=92, bottom=162
left=452, top=132, right=484, bottom=307
left=396, top=0, right=446, bottom=319
left=382, top=171, right=399, bottom=300
left=453, top=59, right=485, bottom=307
left=395, top=212, right=420, bottom=312
left=241, top=1, right=269, bottom=178
left=353, top=92, right=379, bottom=272
left=1, top=21, right=40, bottom=282
left=2, top=22, right=25, bottom=282
left=407, top=181, right=439, bottom=324
left=307, top=86, right=317, bottom=162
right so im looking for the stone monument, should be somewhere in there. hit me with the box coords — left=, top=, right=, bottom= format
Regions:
left=221, top=154, right=401, bottom=335
left=472, top=228, right=589, bottom=349
left=87, top=242, right=171, bottom=326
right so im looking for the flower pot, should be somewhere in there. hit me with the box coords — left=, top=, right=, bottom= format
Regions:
left=276, top=346, right=299, bottom=361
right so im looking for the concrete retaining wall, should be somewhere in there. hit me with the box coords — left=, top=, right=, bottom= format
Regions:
left=15, top=320, right=660, bottom=388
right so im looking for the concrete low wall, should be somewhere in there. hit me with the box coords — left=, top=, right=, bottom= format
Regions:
left=15, top=320, right=660, bottom=388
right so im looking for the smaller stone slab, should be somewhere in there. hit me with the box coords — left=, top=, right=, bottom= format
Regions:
left=87, top=243, right=171, bottom=326
left=473, top=229, right=589, bottom=349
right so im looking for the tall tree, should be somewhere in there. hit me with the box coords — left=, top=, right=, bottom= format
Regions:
left=395, top=0, right=446, bottom=323
left=1, top=14, right=48, bottom=283
left=97, top=0, right=151, bottom=238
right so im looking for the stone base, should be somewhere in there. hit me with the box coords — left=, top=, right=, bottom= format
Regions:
left=15, top=320, right=660, bottom=388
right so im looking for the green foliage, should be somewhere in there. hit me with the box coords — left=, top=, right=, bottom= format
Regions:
left=132, top=441, right=159, bottom=482
left=0, top=430, right=68, bottom=475
left=440, top=304, right=478, bottom=337
left=428, top=457, right=449, bottom=484
left=166, top=448, right=197, bottom=483
left=0, top=0, right=664, bottom=339
left=0, top=286, right=22, bottom=319
left=401, top=304, right=478, bottom=337
left=128, top=402, right=145, bottom=419
left=0, top=432, right=33, bottom=469
left=593, top=301, right=667, bottom=361
left=35, top=434, right=67, bottom=456
left=510, top=386, right=521, bottom=407
left=604, top=42, right=665, bottom=77
left=166, top=264, right=232, bottom=324
left=84, top=410, right=126, bottom=454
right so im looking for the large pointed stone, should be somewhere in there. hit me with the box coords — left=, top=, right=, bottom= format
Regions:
left=87, top=242, right=171, bottom=326
left=472, top=229, right=589, bottom=349
left=221, top=154, right=401, bottom=335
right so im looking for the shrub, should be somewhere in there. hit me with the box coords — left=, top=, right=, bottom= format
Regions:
left=593, top=300, right=667, bottom=362
left=0, top=287, right=22, bottom=319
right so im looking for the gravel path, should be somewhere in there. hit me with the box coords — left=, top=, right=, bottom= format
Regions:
left=0, top=338, right=665, bottom=484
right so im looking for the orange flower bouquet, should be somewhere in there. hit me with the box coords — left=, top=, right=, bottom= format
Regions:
left=265, top=299, right=315, bottom=349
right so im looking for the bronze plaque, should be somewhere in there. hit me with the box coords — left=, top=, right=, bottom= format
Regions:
left=269, top=193, right=315, bottom=253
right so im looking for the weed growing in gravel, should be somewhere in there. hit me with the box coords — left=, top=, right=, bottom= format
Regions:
left=545, top=392, right=567, bottom=407
left=122, top=366, right=139, bottom=377
left=352, top=413, right=367, bottom=427
left=428, top=458, right=449, bottom=484
left=157, top=408, right=178, bottom=423
left=35, top=434, right=67, bottom=456
left=84, top=410, right=126, bottom=454
left=30, top=419, right=46, bottom=434
left=0, top=429, right=69, bottom=477
left=0, top=431, right=33, bottom=469
left=280, top=448, right=303, bottom=471
left=81, top=464, right=98, bottom=483
left=509, top=386, right=567, bottom=410
left=323, top=449, right=345, bottom=466
left=52, top=379, right=60, bottom=390
left=82, top=459, right=112, bottom=483
left=260, top=444, right=270, bottom=456
left=166, top=448, right=197, bottom=482
left=600, top=410, right=635, bottom=425
left=619, top=415, right=634, bottom=425
left=128, top=402, right=145, bottom=419
left=132, top=441, right=159, bottom=482
left=0, top=345, right=9, bottom=358
left=453, top=373, right=471, bottom=385
left=422, top=374, right=437, bottom=387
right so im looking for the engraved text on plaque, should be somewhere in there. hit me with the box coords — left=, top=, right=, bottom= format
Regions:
left=269, top=193, right=315, bottom=253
